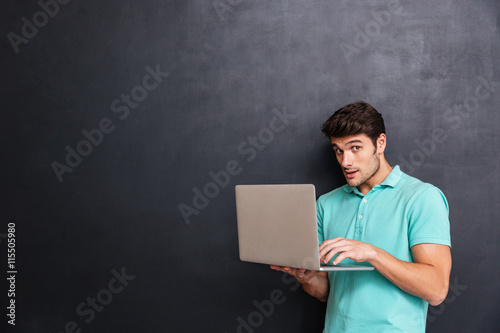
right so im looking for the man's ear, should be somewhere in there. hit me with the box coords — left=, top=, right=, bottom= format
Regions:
left=377, top=134, right=387, bottom=154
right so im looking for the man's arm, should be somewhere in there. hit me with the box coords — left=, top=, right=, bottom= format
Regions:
left=270, top=266, right=329, bottom=302
left=319, top=238, right=451, bottom=306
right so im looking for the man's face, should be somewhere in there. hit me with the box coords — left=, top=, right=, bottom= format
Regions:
left=330, top=134, right=384, bottom=192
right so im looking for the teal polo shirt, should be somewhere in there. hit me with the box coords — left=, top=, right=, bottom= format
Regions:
left=316, top=165, right=451, bottom=333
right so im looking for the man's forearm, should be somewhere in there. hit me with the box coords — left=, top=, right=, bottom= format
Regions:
left=368, top=245, right=451, bottom=306
left=301, top=272, right=329, bottom=302
left=319, top=238, right=452, bottom=306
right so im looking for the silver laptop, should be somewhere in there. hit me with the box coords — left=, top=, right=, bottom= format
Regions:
left=235, top=184, right=374, bottom=271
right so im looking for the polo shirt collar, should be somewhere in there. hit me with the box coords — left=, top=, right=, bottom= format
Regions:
left=343, top=165, right=403, bottom=194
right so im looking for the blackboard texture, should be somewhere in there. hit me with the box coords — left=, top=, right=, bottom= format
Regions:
left=1, top=0, right=499, bottom=332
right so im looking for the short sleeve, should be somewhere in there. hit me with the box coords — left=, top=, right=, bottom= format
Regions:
left=408, top=186, right=451, bottom=248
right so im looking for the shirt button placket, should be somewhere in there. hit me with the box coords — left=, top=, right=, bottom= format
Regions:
left=356, top=197, right=367, bottom=234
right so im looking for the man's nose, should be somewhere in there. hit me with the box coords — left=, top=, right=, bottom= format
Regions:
left=341, top=153, right=353, bottom=167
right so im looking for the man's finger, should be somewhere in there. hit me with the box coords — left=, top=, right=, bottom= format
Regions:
left=319, top=238, right=348, bottom=255
left=322, top=245, right=354, bottom=264
left=333, top=251, right=349, bottom=265
left=319, top=237, right=345, bottom=249
left=320, top=245, right=345, bottom=263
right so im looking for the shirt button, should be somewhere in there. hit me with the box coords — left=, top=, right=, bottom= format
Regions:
left=359, top=215, right=363, bottom=219
left=363, top=199, right=368, bottom=203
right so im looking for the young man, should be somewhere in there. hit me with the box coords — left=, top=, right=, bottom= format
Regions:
left=271, top=101, right=451, bottom=332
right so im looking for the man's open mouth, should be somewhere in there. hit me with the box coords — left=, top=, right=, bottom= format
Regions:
left=345, top=170, right=358, bottom=179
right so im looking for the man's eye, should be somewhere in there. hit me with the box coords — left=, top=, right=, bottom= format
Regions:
left=334, top=148, right=342, bottom=154
left=353, top=146, right=361, bottom=151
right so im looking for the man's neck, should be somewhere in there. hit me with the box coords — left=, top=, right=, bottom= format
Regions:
left=357, top=158, right=393, bottom=195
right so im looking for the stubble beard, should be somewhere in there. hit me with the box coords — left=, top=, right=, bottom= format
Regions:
left=347, top=149, right=381, bottom=188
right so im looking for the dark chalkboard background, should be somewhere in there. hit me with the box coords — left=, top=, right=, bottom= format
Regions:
left=2, top=0, right=499, bottom=332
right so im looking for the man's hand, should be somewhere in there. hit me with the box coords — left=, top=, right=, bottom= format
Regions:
left=270, top=265, right=318, bottom=284
left=319, top=237, right=377, bottom=265
left=318, top=237, right=452, bottom=306
left=270, top=265, right=329, bottom=302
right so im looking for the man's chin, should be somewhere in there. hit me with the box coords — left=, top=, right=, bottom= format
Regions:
left=345, top=179, right=360, bottom=187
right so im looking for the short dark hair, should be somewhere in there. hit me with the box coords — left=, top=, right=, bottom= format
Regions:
left=321, top=101, right=385, bottom=146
